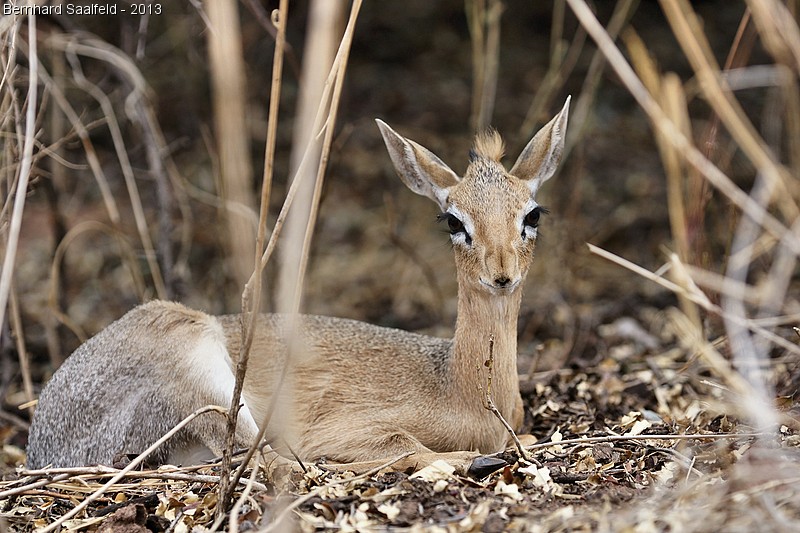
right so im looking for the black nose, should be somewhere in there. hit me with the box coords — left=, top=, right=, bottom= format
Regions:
left=495, top=276, right=511, bottom=287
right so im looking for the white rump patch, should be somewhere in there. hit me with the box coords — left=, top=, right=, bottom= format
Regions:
left=187, top=317, right=260, bottom=439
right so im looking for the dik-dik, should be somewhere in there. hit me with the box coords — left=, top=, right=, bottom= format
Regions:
left=27, top=98, right=570, bottom=474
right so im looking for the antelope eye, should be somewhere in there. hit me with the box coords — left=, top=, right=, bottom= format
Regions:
left=438, top=212, right=472, bottom=245
left=438, top=212, right=466, bottom=235
left=446, top=214, right=465, bottom=234
left=524, top=207, right=541, bottom=228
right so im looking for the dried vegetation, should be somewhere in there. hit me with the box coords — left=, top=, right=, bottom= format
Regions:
left=2, top=0, right=800, bottom=531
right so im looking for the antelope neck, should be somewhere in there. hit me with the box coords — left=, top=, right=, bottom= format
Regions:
left=449, top=283, right=522, bottom=418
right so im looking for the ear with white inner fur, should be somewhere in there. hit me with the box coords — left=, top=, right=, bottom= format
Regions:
left=376, top=119, right=460, bottom=210
left=510, top=96, right=571, bottom=195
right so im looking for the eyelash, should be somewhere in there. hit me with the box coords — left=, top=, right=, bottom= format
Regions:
left=437, top=213, right=472, bottom=245
left=522, top=206, right=548, bottom=238
left=524, top=207, right=544, bottom=228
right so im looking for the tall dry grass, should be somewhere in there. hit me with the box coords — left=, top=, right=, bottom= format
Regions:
left=568, top=0, right=799, bottom=426
left=562, top=0, right=800, bottom=528
left=2, top=0, right=363, bottom=524
left=205, top=0, right=256, bottom=301
left=214, top=0, right=361, bottom=518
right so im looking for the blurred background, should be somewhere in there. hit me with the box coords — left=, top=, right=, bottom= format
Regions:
left=1, top=0, right=798, bottom=474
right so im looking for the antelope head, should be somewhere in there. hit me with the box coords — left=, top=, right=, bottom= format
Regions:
left=377, top=97, right=570, bottom=296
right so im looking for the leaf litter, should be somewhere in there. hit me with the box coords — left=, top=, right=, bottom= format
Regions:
left=2, top=312, right=799, bottom=531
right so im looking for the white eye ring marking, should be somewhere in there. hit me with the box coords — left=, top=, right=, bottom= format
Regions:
left=522, top=225, right=538, bottom=241
left=519, top=199, right=541, bottom=241
left=445, top=206, right=474, bottom=246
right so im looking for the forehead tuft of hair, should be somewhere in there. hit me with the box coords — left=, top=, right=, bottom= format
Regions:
left=472, top=128, right=505, bottom=162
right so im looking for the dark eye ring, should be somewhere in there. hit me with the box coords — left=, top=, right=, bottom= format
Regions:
left=438, top=212, right=465, bottom=235
left=446, top=214, right=465, bottom=234
left=437, top=212, right=472, bottom=245
left=524, top=207, right=542, bottom=228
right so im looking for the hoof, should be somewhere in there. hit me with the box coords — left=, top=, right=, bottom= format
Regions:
left=467, top=455, right=507, bottom=479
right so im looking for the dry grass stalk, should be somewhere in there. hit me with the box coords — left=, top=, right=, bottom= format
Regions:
left=0, top=12, right=37, bottom=334
left=518, top=2, right=585, bottom=141
left=32, top=54, right=122, bottom=227
left=660, top=0, right=798, bottom=221
left=218, top=0, right=290, bottom=516
left=39, top=33, right=178, bottom=301
left=688, top=10, right=755, bottom=270
left=565, top=0, right=637, bottom=155
left=1, top=465, right=268, bottom=501
left=205, top=0, right=256, bottom=298
left=62, top=44, right=169, bottom=299
left=746, top=0, right=800, bottom=70
left=275, top=0, right=339, bottom=338
left=219, top=0, right=363, bottom=515
left=288, top=0, right=362, bottom=309
left=466, top=0, right=503, bottom=131
left=525, top=431, right=766, bottom=453
left=9, top=289, right=33, bottom=419
left=588, top=244, right=800, bottom=359
left=681, top=262, right=772, bottom=306
left=227, top=460, right=261, bottom=533
left=624, top=30, right=701, bottom=330
left=290, top=0, right=344, bottom=176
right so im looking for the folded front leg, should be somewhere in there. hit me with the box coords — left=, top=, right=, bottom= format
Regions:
left=304, top=431, right=507, bottom=478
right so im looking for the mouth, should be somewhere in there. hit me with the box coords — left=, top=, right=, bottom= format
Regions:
left=479, top=278, right=521, bottom=294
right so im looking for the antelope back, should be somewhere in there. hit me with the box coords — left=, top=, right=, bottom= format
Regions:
left=376, top=97, right=570, bottom=295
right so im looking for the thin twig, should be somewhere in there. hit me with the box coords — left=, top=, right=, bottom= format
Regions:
left=218, top=0, right=289, bottom=515
left=35, top=58, right=148, bottom=302
left=0, top=474, right=72, bottom=500
left=525, top=431, right=768, bottom=452
left=226, top=0, right=363, bottom=500
left=9, top=288, right=34, bottom=417
left=62, top=44, right=168, bottom=299
left=1, top=468, right=268, bottom=500
left=478, top=335, right=530, bottom=462
left=228, top=460, right=260, bottom=533
left=587, top=244, right=800, bottom=360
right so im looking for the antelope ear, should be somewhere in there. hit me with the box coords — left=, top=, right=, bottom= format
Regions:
left=511, top=96, right=570, bottom=195
left=376, top=119, right=460, bottom=210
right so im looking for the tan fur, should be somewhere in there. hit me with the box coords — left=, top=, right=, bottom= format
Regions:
left=27, top=99, right=570, bottom=474
left=473, top=128, right=505, bottom=161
